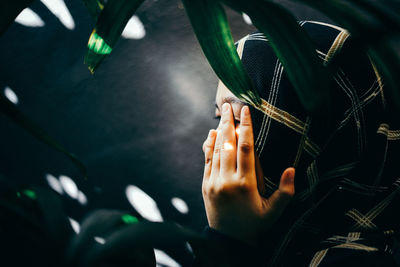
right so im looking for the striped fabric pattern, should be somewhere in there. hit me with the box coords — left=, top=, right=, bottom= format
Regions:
left=236, top=21, right=400, bottom=266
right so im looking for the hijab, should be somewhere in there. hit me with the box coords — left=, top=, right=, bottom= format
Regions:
left=236, top=21, right=400, bottom=266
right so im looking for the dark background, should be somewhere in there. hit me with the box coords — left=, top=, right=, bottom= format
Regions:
left=0, top=0, right=330, bottom=265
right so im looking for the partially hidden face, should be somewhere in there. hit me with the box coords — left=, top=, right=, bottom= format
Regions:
left=214, top=80, right=266, bottom=195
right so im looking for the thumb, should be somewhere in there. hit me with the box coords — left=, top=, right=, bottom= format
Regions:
left=263, top=167, right=295, bottom=214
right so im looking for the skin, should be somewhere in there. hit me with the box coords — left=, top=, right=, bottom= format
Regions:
left=202, top=81, right=296, bottom=245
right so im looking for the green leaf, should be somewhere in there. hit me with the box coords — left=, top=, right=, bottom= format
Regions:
left=224, top=0, right=330, bottom=114
left=0, top=0, right=34, bottom=36
left=182, top=0, right=261, bottom=106
left=294, top=0, right=399, bottom=41
left=81, top=221, right=202, bottom=266
left=0, top=95, right=87, bottom=178
left=22, top=189, right=37, bottom=199
left=85, top=30, right=112, bottom=73
left=85, top=0, right=145, bottom=73
left=121, top=214, right=139, bottom=224
left=368, top=36, right=400, bottom=115
left=82, top=0, right=105, bottom=19
left=351, top=0, right=400, bottom=32
left=293, top=0, right=400, bottom=113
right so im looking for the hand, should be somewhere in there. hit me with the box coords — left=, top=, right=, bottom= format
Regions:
left=202, top=103, right=295, bottom=245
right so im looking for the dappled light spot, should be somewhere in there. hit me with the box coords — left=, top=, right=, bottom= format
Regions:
left=4, top=87, right=19, bottom=104
left=40, top=0, right=75, bottom=30
left=154, top=249, right=181, bottom=267
left=122, top=15, right=146, bottom=39
left=45, top=173, right=63, bottom=194
left=22, top=189, right=36, bottom=199
left=88, top=32, right=112, bottom=55
left=15, top=8, right=45, bottom=27
left=77, top=190, right=88, bottom=205
left=68, top=217, right=80, bottom=234
left=236, top=126, right=240, bottom=135
left=59, top=175, right=79, bottom=199
left=125, top=185, right=163, bottom=222
left=242, top=13, right=252, bottom=25
left=223, top=142, right=234, bottom=150
left=185, top=242, right=193, bottom=253
left=94, top=236, right=106, bottom=245
left=171, top=197, right=189, bottom=214
left=121, top=214, right=139, bottom=224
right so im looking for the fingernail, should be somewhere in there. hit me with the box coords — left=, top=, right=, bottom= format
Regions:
left=222, top=103, right=230, bottom=113
left=208, top=130, right=213, bottom=138
left=208, top=129, right=216, bottom=139
left=242, top=106, right=249, bottom=116
left=244, top=106, right=250, bottom=115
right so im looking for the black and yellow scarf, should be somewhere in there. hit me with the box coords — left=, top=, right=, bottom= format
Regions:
left=238, top=21, right=400, bottom=266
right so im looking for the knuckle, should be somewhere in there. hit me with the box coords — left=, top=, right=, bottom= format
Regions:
left=202, top=141, right=207, bottom=152
left=216, top=183, right=234, bottom=195
left=221, top=118, right=230, bottom=126
left=238, top=142, right=253, bottom=154
left=236, top=179, right=252, bottom=193
left=240, top=120, right=251, bottom=127
left=202, top=183, right=209, bottom=196
left=204, top=154, right=212, bottom=164
left=213, top=144, right=222, bottom=154
left=207, top=184, right=218, bottom=196
left=214, top=180, right=251, bottom=196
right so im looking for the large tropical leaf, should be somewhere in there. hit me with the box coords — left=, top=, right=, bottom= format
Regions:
left=85, top=0, right=145, bottom=73
left=182, top=0, right=261, bottom=106
left=0, top=0, right=34, bottom=36
left=294, top=0, right=400, bottom=114
left=82, top=0, right=105, bottom=19
left=224, top=0, right=330, bottom=114
left=0, top=96, right=87, bottom=178
left=351, top=0, right=400, bottom=31
left=368, top=37, right=400, bottom=120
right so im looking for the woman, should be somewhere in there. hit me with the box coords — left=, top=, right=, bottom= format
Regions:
left=201, top=21, right=400, bottom=266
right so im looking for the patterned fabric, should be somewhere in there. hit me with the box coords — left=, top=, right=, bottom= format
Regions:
left=236, top=21, right=400, bottom=266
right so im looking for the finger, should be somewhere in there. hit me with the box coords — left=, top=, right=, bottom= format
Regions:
left=203, top=129, right=217, bottom=180
left=203, top=129, right=216, bottom=152
left=210, top=125, right=223, bottom=179
left=265, top=168, right=295, bottom=213
left=220, top=103, right=237, bottom=177
left=237, top=106, right=255, bottom=180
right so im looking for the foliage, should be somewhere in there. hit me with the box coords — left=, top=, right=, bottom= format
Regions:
left=0, top=0, right=400, bottom=266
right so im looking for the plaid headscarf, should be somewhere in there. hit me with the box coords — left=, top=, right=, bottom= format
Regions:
left=237, top=21, right=400, bottom=266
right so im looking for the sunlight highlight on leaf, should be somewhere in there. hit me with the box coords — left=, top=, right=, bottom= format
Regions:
left=40, top=0, right=75, bottom=30
left=94, top=236, right=106, bottom=244
left=15, top=8, right=45, bottom=27
left=242, top=13, right=252, bottom=25
left=125, top=185, right=163, bottom=222
left=171, top=197, right=189, bottom=214
left=4, top=87, right=19, bottom=104
left=68, top=217, right=80, bottom=234
left=121, top=214, right=139, bottom=224
left=154, top=249, right=181, bottom=267
left=23, top=189, right=36, bottom=199
left=77, top=190, right=88, bottom=205
left=45, top=173, right=63, bottom=194
left=59, top=175, right=79, bottom=199
left=122, top=15, right=145, bottom=39
left=87, top=31, right=112, bottom=55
